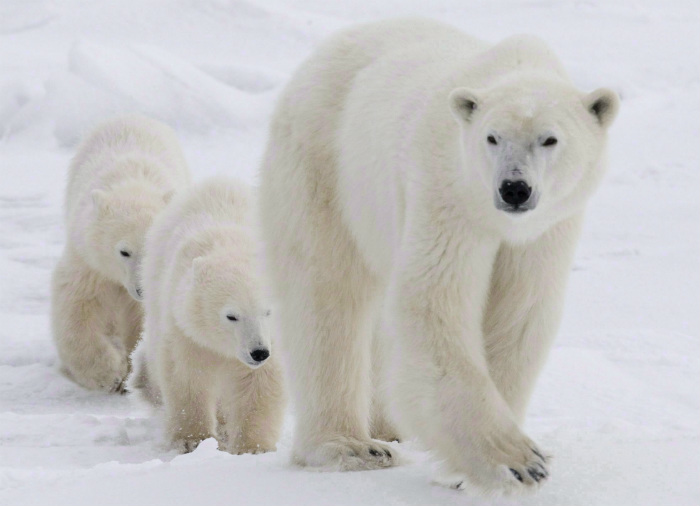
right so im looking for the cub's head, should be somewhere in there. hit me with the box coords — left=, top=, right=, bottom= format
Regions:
left=175, top=250, right=272, bottom=368
left=87, top=183, right=173, bottom=301
left=449, top=77, right=619, bottom=222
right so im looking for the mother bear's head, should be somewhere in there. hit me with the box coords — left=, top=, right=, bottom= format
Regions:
left=449, top=74, right=619, bottom=227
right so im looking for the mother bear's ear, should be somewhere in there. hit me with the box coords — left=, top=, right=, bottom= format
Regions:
left=448, top=88, right=481, bottom=123
left=583, top=88, right=620, bottom=128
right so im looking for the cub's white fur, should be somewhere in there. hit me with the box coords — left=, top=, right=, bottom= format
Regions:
left=52, top=115, right=190, bottom=392
left=258, top=19, right=618, bottom=491
left=131, top=177, right=285, bottom=454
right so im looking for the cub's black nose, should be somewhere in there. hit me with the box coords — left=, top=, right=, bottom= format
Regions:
left=499, top=180, right=532, bottom=206
left=250, top=348, right=270, bottom=363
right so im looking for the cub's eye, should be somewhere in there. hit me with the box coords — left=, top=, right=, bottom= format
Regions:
left=264, top=310, right=272, bottom=317
left=120, top=250, right=131, bottom=258
left=487, top=135, right=498, bottom=145
left=226, top=314, right=239, bottom=322
left=542, top=136, right=558, bottom=147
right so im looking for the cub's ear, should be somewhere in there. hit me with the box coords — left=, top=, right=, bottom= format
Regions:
left=191, top=256, right=209, bottom=282
left=448, top=88, right=480, bottom=123
left=584, top=88, right=620, bottom=128
left=91, top=189, right=111, bottom=213
left=162, top=189, right=175, bottom=205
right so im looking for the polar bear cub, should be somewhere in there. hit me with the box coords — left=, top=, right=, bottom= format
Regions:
left=52, top=115, right=190, bottom=392
left=131, top=177, right=285, bottom=454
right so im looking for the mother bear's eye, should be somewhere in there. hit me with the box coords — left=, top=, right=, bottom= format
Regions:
left=487, top=135, right=498, bottom=145
left=120, top=250, right=131, bottom=258
left=542, top=136, right=558, bottom=147
left=226, top=314, right=239, bottom=322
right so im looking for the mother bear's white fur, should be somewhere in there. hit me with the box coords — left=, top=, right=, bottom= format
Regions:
left=259, top=18, right=618, bottom=492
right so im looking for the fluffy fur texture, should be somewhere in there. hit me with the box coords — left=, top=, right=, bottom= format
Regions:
left=51, top=115, right=190, bottom=392
left=258, top=19, right=618, bottom=491
left=131, top=177, right=285, bottom=454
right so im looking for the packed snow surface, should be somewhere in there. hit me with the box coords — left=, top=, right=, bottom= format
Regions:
left=1, top=0, right=698, bottom=504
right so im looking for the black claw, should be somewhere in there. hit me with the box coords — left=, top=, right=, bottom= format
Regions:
left=454, top=481, right=463, bottom=490
left=528, top=467, right=545, bottom=482
left=535, top=462, right=549, bottom=477
left=112, top=378, right=127, bottom=394
left=369, top=449, right=381, bottom=457
left=532, top=447, right=546, bottom=462
left=384, top=449, right=392, bottom=458
left=510, top=468, right=523, bottom=482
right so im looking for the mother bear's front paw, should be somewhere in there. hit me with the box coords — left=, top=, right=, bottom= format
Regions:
left=294, top=436, right=398, bottom=471
left=458, top=424, right=551, bottom=494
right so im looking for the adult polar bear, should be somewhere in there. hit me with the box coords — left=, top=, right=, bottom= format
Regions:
left=259, top=19, right=618, bottom=492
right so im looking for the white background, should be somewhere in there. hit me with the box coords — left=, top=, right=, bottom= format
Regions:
left=0, top=0, right=698, bottom=504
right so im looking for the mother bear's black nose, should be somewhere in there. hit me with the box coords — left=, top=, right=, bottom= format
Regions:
left=250, top=348, right=270, bottom=363
left=499, top=180, right=532, bottom=206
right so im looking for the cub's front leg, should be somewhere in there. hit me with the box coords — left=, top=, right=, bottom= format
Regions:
left=388, top=226, right=548, bottom=493
left=51, top=251, right=129, bottom=393
left=220, top=356, right=286, bottom=455
left=114, top=291, right=144, bottom=370
left=161, top=337, right=219, bottom=453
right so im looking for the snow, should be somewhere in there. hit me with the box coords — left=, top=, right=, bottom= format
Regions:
left=1, top=0, right=698, bottom=504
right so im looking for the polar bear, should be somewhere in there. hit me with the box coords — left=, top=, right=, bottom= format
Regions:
left=258, top=19, right=619, bottom=491
left=51, top=115, right=190, bottom=393
left=130, top=177, right=285, bottom=454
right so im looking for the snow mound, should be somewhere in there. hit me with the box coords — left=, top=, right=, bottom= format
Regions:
left=10, top=41, right=272, bottom=146
left=197, top=63, right=286, bottom=93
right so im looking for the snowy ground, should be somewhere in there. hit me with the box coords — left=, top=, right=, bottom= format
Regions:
left=1, top=0, right=699, bottom=505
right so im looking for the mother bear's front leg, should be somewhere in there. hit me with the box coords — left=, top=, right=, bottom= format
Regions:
left=387, top=221, right=549, bottom=493
left=484, top=214, right=584, bottom=423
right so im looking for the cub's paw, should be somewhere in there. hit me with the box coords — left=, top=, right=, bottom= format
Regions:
left=68, top=347, right=128, bottom=394
left=227, top=441, right=276, bottom=455
left=172, top=436, right=214, bottom=454
left=294, top=436, right=398, bottom=471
